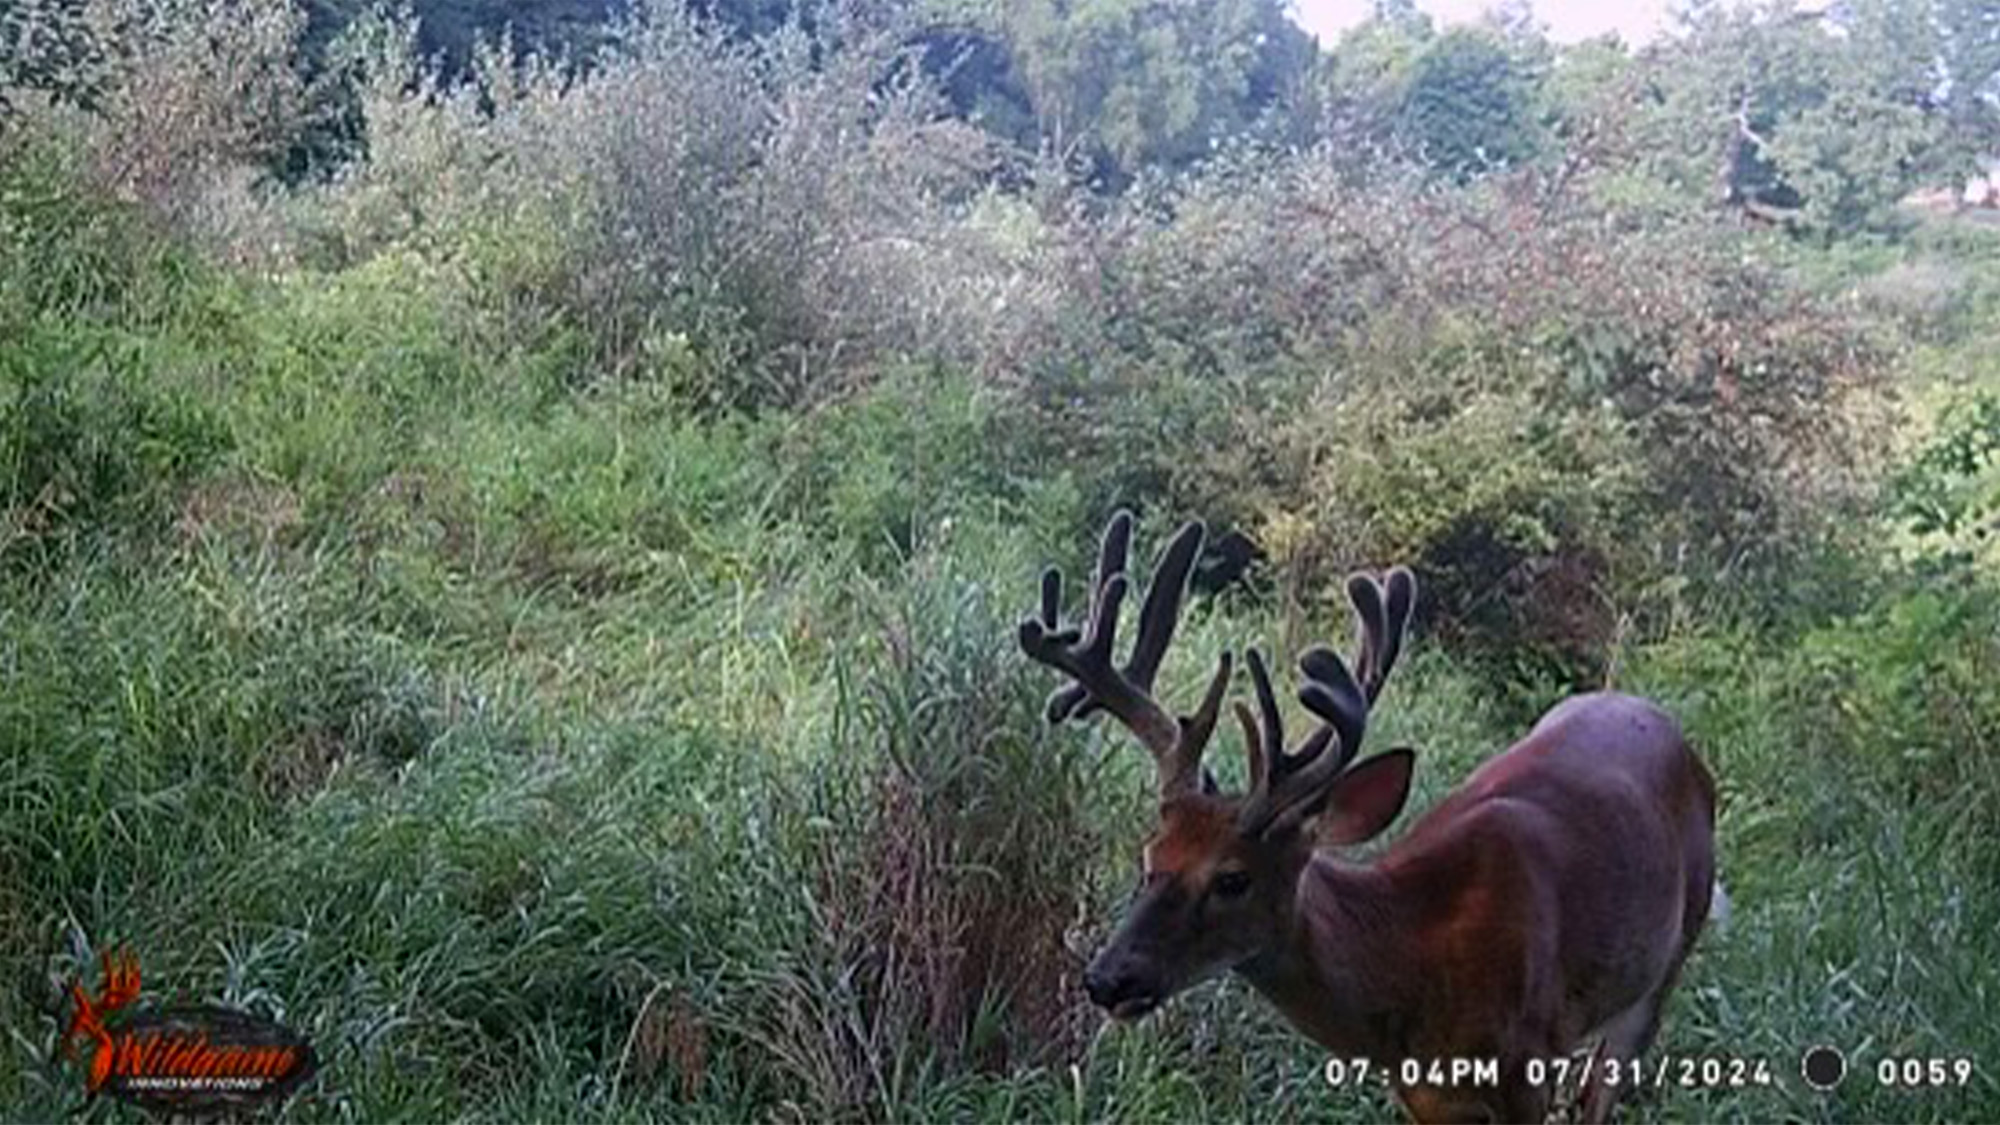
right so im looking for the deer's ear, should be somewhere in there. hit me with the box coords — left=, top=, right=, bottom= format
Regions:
left=1316, top=749, right=1416, bottom=847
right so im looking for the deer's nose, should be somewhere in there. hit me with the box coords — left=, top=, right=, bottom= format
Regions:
left=1083, top=963, right=1121, bottom=1008
left=1084, top=959, right=1159, bottom=1017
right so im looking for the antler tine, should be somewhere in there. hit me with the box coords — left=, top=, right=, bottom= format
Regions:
left=1020, top=572, right=1152, bottom=732
left=1346, top=573, right=1388, bottom=699
left=1045, top=512, right=1135, bottom=722
left=1346, top=568, right=1417, bottom=702
left=1378, top=566, right=1416, bottom=692
left=1237, top=558, right=1413, bottom=836
left=1233, top=701, right=1265, bottom=793
left=1244, top=648, right=1333, bottom=781
left=1237, top=645, right=1351, bottom=832
left=1169, top=650, right=1234, bottom=796
left=1020, top=511, right=1227, bottom=800
left=1048, top=516, right=1206, bottom=723
left=1247, top=648, right=1284, bottom=764
left=1126, top=521, right=1206, bottom=687
left=1297, top=646, right=1367, bottom=776
left=1237, top=644, right=1370, bottom=834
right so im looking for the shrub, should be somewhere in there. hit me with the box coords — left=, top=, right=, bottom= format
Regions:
left=1, top=0, right=308, bottom=235
left=305, top=3, right=1013, bottom=409
left=1855, top=258, right=1973, bottom=341
left=1637, top=566, right=2000, bottom=888
left=1018, top=149, right=1888, bottom=684
left=1891, top=389, right=2000, bottom=571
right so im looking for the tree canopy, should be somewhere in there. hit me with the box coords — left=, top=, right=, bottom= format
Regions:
left=1633, top=0, right=2000, bottom=231
left=15, top=0, right=1992, bottom=234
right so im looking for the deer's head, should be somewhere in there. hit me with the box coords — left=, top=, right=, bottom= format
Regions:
left=1019, top=512, right=1416, bottom=1019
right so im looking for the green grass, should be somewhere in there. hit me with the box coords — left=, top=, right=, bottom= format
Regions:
left=4, top=199, right=1999, bottom=1124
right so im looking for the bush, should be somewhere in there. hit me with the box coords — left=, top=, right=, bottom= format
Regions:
left=300, top=4, right=1014, bottom=409
left=1015, top=150, right=1887, bottom=686
left=1788, top=576, right=2000, bottom=809
left=17, top=3, right=1890, bottom=685
left=0, top=0, right=308, bottom=234
left=1891, top=389, right=2000, bottom=571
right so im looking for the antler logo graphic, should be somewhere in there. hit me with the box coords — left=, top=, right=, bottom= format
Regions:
left=64, top=949, right=142, bottom=1092
left=58, top=946, right=316, bottom=1113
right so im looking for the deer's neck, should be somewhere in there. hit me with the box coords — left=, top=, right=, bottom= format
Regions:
left=1235, top=855, right=1435, bottom=1059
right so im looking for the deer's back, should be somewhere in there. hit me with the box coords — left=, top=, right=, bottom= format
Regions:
left=1381, top=692, right=1717, bottom=1043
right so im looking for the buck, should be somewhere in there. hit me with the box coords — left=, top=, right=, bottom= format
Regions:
left=1019, top=512, right=1720, bottom=1124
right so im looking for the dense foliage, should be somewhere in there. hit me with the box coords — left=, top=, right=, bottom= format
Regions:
left=3, top=0, right=1998, bottom=1121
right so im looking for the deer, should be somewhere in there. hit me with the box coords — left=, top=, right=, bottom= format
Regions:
left=1018, top=512, right=1720, bottom=1124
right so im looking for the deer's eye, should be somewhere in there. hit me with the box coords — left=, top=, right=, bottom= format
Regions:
left=1213, top=870, right=1252, bottom=898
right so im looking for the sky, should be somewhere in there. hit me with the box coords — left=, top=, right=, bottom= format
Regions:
left=1288, top=0, right=1681, bottom=46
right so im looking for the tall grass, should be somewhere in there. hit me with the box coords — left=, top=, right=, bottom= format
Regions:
left=4, top=255, right=1994, bottom=1116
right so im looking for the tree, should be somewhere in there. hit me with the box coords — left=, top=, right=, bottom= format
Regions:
left=1319, top=4, right=1429, bottom=151
left=1321, top=12, right=1547, bottom=182
left=331, top=0, right=629, bottom=75
left=1540, top=33, right=1637, bottom=141
left=938, top=0, right=1317, bottom=182
left=0, top=0, right=107, bottom=116
left=1640, top=0, right=1998, bottom=233
left=1935, top=0, right=2000, bottom=169
left=1398, top=26, right=1540, bottom=179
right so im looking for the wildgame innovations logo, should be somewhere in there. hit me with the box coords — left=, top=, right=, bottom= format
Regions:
left=62, top=950, right=317, bottom=1114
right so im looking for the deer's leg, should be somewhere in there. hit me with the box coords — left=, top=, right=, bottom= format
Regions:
left=1576, top=991, right=1670, bottom=1125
